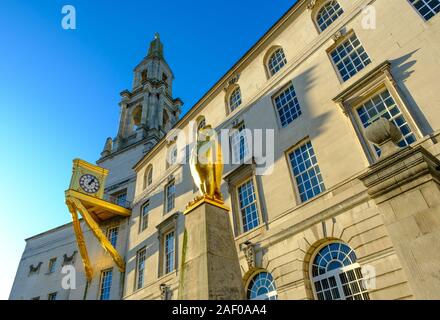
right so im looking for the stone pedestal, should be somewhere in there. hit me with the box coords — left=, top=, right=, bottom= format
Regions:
left=179, top=199, right=245, bottom=300
left=359, top=146, right=440, bottom=299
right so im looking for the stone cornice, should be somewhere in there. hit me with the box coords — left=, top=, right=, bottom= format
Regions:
left=333, top=60, right=392, bottom=107
left=359, top=146, right=440, bottom=202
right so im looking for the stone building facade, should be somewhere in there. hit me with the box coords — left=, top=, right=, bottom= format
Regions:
left=10, top=0, right=440, bottom=300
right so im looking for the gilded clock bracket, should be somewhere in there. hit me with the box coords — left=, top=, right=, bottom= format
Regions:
left=65, top=196, right=126, bottom=281
left=66, top=199, right=93, bottom=281
left=65, top=158, right=130, bottom=281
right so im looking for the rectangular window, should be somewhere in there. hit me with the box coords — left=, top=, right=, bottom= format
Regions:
left=164, top=231, right=175, bottom=274
left=237, top=179, right=260, bottom=233
left=140, top=201, right=150, bottom=232
left=356, top=89, right=416, bottom=156
left=165, top=181, right=175, bottom=213
left=107, top=227, right=118, bottom=248
left=136, top=248, right=146, bottom=290
left=48, top=258, right=57, bottom=274
left=99, top=269, right=113, bottom=300
left=330, top=34, right=371, bottom=82
left=289, top=141, right=325, bottom=202
left=47, top=292, right=57, bottom=300
left=231, top=123, right=249, bottom=163
left=116, top=192, right=127, bottom=207
left=273, top=84, right=302, bottom=127
left=409, top=0, right=439, bottom=20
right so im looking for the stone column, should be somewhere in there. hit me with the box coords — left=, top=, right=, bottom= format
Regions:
left=359, top=119, right=440, bottom=299
left=179, top=199, right=245, bottom=300
left=141, top=94, right=149, bottom=129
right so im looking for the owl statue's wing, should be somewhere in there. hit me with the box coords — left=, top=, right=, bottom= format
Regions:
left=189, top=143, right=202, bottom=192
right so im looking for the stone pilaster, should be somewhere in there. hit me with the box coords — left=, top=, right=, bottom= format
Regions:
left=359, top=145, right=440, bottom=299
left=179, top=200, right=245, bottom=300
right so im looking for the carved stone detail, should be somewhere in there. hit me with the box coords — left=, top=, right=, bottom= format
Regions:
left=365, top=118, right=403, bottom=158
left=160, top=284, right=171, bottom=300
left=28, top=262, right=42, bottom=276
left=243, top=242, right=256, bottom=270
left=307, top=0, right=318, bottom=11
left=62, top=251, right=77, bottom=266
left=223, top=73, right=241, bottom=92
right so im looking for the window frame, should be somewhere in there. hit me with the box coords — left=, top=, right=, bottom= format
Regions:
left=143, top=165, right=153, bottom=190
left=265, top=47, right=287, bottom=78
left=224, top=164, right=266, bottom=237
left=99, top=268, right=113, bottom=300
left=309, top=241, right=370, bottom=300
left=164, top=179, right=176, bottom=214
left=47, top=257, right=57, bottom=274
left=271, top=81, right=303, bottom=128
left=135, top=247, right=147, bottom=290
left=228, top=86, right=243, bottom=113
left=229, top=121, right=251, bottom=164
left=139, top=200, right=150, bottom=233
left=106, top=226, right=119, bottom=248
left=314, top=0, right=345, bottom=33
left=285, top=138, right=326, bottom=205
left=111, top=189, right=128, bottom=208
left=326, top=30, right=372, bottom=83
left=333, top=61, right=421, bottom=164
left=353, top=87, right=418, bottom=159
left=156, top=212, right=179, bottom=278
left=408, top=0, right=440, bottom=21
left=163, top=230, right=176, bottom=275
left=245, top=270, right=278, bottom=300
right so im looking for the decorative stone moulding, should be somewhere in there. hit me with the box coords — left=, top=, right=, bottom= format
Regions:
left=365, top=118, right=403, bottom=158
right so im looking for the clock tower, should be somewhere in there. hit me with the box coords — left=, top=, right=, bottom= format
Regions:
left=97, top=33, right=183, bottom=209
left=102, top=33, right=183, bottom=156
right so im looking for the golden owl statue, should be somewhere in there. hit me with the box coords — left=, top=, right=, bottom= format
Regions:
left=189, top=124, right=224, bottom=204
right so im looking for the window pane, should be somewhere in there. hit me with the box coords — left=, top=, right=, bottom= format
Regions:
left=100, top=269, right=113, bottom=300
left=268, top=48, right=287, bottom=76
left=166, top=182, right=175, bottom=212
left=229, top=87, right=242, bottom=112
left=356, top=89, right=417, bottom=157
left=238, top=179, right=260, bottom=232
left=165, top=231, right=175, bottom=274
left=409, top=0, right=440, bottom=20
left=289, top=141, right=325, bottom=202
left=141, top=201, right=150, bottom=231
left=330, top=35, right=371, bottom=82
left=274, top=84, right=302, bottom=127
left=311, top=243, right=369, bottom=300
left=107, top=227, right=118, bottom=247
left=136, top=249, right=146, bottom=289
left=317, top=1, right=344, bottom=32
left=231, top=123, right=249, bottom=163
left=247, top=272, right=278, bottom=300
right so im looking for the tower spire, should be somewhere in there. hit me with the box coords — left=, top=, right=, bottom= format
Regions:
left=147, top=32, right=163, bottom=59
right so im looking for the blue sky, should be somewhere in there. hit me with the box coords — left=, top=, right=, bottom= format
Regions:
left=0, top=0, right=295, bottom=298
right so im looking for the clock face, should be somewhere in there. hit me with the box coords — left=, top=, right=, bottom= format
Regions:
left=79, top=174, right=100, bottom=194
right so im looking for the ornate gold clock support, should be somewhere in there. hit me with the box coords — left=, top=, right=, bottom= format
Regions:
left=65, top=159, right=131, bottom=282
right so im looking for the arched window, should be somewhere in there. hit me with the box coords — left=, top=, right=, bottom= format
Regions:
left=143, top=165, right=153, bottom=189
left=311, top=242, right=370, bottom=300
left=228, top=87, right=242, bottom=112
left=132, top=105, right=142, bottom=130
left=267, top=48, right=287, bottom=77
left=316, top=1, right=344, bottom=32
left=247, top=271, right=278, bottom=300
